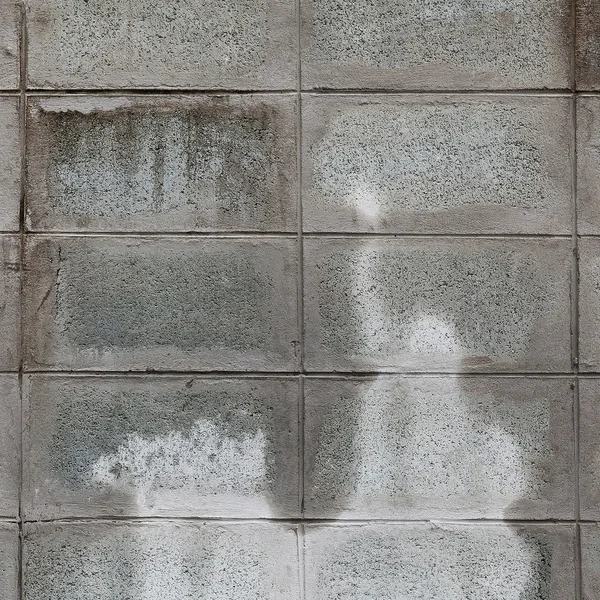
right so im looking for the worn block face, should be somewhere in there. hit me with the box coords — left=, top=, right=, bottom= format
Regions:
left=0, top=236, right=20, bottom=369
left=578, top=239, right=600, bottom=371
left=577, top=98, right=600, bottom=233
left=577, top=1, right=600, bottom=89
left=23, top=521, right=300, bottom=600
left=301, top=0, right=571, bottom=90
left=23, top=375, right=300, bottom=519
left=305, top=523, right=575, bottom=600
left=582, top=525, right=600, bottom=600
left=578, top=379, right=600, bottom=518
left=304, top=377, right=574, bottom=520
left=26, top=0, right=297, bottom=89
left=304, top=238, right=571, bottom=372
left=0, top=376, right=19, bottom=518
left=303, top=96, right=572, bottom=234
left=0, top=97, right=21, bottom=232
left=24, top=236, right=298, bottom=371
left=0, top=524, right=18, bottom=600
left=0, top=1, right=19, bottom=89
left=26, top=95, right=298, bottom=232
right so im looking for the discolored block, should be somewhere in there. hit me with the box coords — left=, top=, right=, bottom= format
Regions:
left=304, top=377, right=574, bottom=519
left=578, top=239, right=600, bottom=371
left=26, top=95, right=298, bottom=233
left=23, top=236, right=298, bottom=371
left=0, top=97, right=21, bottom=232
left=577, top=98, right=600, bottom=233
left=0, top=1, right=19, bottom=89
left=304, top=238, right=571, bottom=372
left=23, top=375, right=300, bottom=519
left=577, top=379, right=600, bottom=518
left=0, top=236, right=20, bottom=369
left=0, top=523, right=18, bottom=600
left=0, top=376, right=19, bottom=517
left=305, top=523, right=575, bottom=600
left=303, top=95, right=572, bottom=234
left=577, top=0, right=600, bottom=90
left=26, top=0, right=297, bottom=89
left=23, top=521, right=299, bottom=600
left=301, top=0, right=571, bottom=90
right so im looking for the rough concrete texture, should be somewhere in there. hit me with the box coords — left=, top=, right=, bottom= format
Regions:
left=578, top=239, right=600, bottom=371
left=578, top=379, right=600, bottom=519
left=26, top=0, right=297, bottom=90
left=0, top=1, right=19, bottom=89
left=304, top=377, right=574, bottom=519
left=26, top=95, right=298, bottom=232
left=577, top=98, right=600, bottom=233
left=23, top=521, right=300, bottom=600
left=0, top=235, right=20, bottom=369
left=0, top=376, right=19, bottom=517
left=304, top=523, right=575, bottom=600
left=577, top=0, right=600, bottom=90
left=304, top=238, right=571, bottom=372
left=23, top=375, right=299, bottom=519
left=0, top=97, right=21, bottom=231
left=23, top=236, right=298, bottom=371
left=303, top=95, right=572, bottom=234
left=301, top=0, right=571, bottom=90
left=0, top=523, right=19, bottom=600
left=582, top=525, right=600, bottom=600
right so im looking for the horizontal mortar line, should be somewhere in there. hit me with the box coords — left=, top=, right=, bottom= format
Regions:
left=303, top=232, right=573, bottom=240
left=306, top=88, right=576, bottom=97
left=23, top=231, right=298, bottom=239
left=24, top=88, right=299, bottom=96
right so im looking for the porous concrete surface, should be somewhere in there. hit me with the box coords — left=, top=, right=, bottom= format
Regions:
left=304, top=238, right=571, bottom=372
left=301, top=0, right=571, bottom=90
left=0, top=1, right=19, bottom=89
left=582, top=524, right=600, bottom=600
left=23, top=236, right=299, bottom=371
left=0, top=97, right=20, bottom=231
left=577, top=379, right=600, bottom=519
left=26, top=95, right=298, bottom=232
left=578, top=239, right=600, bottom=371
left=577, top=98, right=600, bottom=233
left=303, top=95, right=572, bottom=234
left=577, top=0, right=600, bottom=90
left=23, top=375, right=300, bottom=519
left=0, top=523, right=18, bottom=599
left=0, top=235, right=20, bottom=369
left=304, top=523, right=575, bottom=600
left=304, top=377, right=574, bottom=519
left=26, top=0, right=297, bottom=90
left=0, top=376, right=19, bottom=517
left=23, top=521, right=300, bottom=600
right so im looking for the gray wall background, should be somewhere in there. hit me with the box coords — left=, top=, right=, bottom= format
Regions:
left=0, top=0, right=598, bottom=597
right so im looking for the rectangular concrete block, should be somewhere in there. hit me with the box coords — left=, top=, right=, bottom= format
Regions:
left=303, top=95, right=572, bottom=234
left=578, top=379, right=600, bottom=518
left=577, top=98, right=600, bottom=233
left=0, top=97, right=21, bottom=232
left=0, top=523, right=18, bottom=600
left=26, top=95, right=298, bottom=233
left=577, top=0, right=600, bottom=90
left=578, top=239, right=600, bottom=371
left=582, top=524, right=600, bottom=600
left=0, top=1, right=19, bottom=89
left=305, top=523, right=575, bottom=600
left=0, top=236, right=20, bottom=369
left=0, top=376, right=19, bottom=518
left=301, top=0, right=571, bottom=90
left=304, top=238, right=571, bottom=372
left=24, top=521, right=300, bottom=600
left=24, top=236, right=299, bottom=371
left=23, top=375, right=300, bottom=519
left=304, top=376, right=574, bottom=520
left=26, top=0, right=297, bottom=89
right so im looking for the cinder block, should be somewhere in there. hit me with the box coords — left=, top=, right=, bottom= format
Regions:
left=303, top=96, right=572, bottom=234
left=577, top=0, right=600, bottom=90
left=304, top=376, right=574, bottom=519
left=24, top=236, right=298, bottom=371
left=578, top=379, right=600, bottom=518
left=577, top=98, right=600, bottom=233
left=0, top=236, right=20, bottom=369
left=301, top=0, right=571, bottom=90
left=24, top=521, right=299, bottom=600
left=0, top=1, right=19, bottom=89
left=579, top=239, right=600, bottom=371
left=23, top=375, right=300, bottom=519
left=304, top=238, right=571, bottom=372
left=0, top=376, right=19, bottom=517
left=26, top=95, right=298, bottom=233
left=582, top=525, right=600, bottom=600
left=26, top=0, right=297, bottom=89
left=0, top=523, right=18, bottom=600
left=305, top=523, right=575, bottom=600
left=0, top=97, right=21, bottom=232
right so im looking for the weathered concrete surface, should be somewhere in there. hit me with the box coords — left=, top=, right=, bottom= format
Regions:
left=578, top=239, right=600, bottom=371
left=0, top=97, right=21, bottom=231
left=23, top=236, right=299, bottom=371
left=26, top=95, right=298, bottom=232
left=577, top=0, right=600, bottom=90
left=304, top=376, right=574, bottom=519
left=303, top=95, right=572, bottom=234
left=301, top=0, right=571, bottom=90
left=23, top=375, right=300, bottom=519
left=304, top=238, right=571, bottom=372
left=0, top=1, right=19, bottom=89
left=26, top=0, right=297, bottom=90
left=577, top=98, right=600, bottom=233
left=0, top=236, right=20, bottom=369
left=578, top=379, right=600, bottom=519
left=305, top=523, right=575, bottom=600
left=23, top=521, right=300, bottom=600
left=0, top=376, right=19, bottom=517
left=0, top=523, right=18, bottom=600
left=582, top=524, right=600, bottom=600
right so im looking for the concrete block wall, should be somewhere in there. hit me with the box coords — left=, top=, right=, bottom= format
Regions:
left=0, top=0, right=598, bottom=598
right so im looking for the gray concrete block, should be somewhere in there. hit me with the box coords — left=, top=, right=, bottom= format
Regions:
left=304, top=238, right=571, bottom=372
left=0, top=236, right=20, bottom=369
left=578, top=239, right=600, bottom=371
left=0, top=376, right=19, bottom=517
left=303, top=96, right=572, bottom=234
left=24, top=521, right=299, bottom=600
left=304, top=376, right=574, bottom=519
left=581, top=524, right=600, bottom=600
left=305, top=523, right=575, bottom=600
left=26, top=0, right=297, bottom=89
left=23, top=236, right=298, bottom=371
left=577, top=0, right=600, bottom=90
left=0, top=523, right=19, bottom=600
left=577, top=98, right=600, bottom=233
left=301, top=0, right=571, bottom=90
left=23, top=375, right=300, bottom=519
left=26, top=95, right=298, bottom=233
left=0, top=97, right=21, bottom=232
left=577, top=379, right=600, bottom=518
left=0, top=2, right=19, bottom=89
